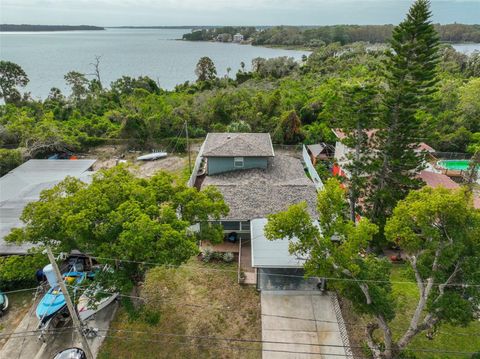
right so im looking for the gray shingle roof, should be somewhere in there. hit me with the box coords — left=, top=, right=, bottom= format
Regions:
left=202, top=152, right=317, bottom=220
left=0, top=159, right=96, bottom=255
left=201, top=133, right=274, bottom=157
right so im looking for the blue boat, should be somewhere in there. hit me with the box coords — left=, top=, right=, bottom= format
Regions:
left=0, top=290, right=8, bottom=315
left=36, top=271, right=86, bottom=328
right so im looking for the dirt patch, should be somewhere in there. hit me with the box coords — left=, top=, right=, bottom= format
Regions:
left=82, top=144, right=190, bottom=178
left=0, top=291, right=34, bottom=350
left=131, top=156, right=188, bottom=178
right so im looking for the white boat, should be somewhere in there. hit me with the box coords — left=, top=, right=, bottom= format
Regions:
left=136, top=151, right=167, bottom=161
left=77, top=286, right=118, bottom=321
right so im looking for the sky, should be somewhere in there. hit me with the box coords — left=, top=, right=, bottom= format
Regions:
left=0, top=0, right=478, bottom=26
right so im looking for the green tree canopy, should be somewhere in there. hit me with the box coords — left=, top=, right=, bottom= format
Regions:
left=64, top=71, right=89, bottom=100
left=265, top=178, right=479, bottom=359
left=385, top=186, right=480, bottom=354
left=7, top=166, right=229, bottom=280
left=195, top=56, right=217, bottom=82
left=0, top=60, right=29, bottom=104
left=324, top=78, right=379, bottom=221
left=367, top=0, right=441, bottom=243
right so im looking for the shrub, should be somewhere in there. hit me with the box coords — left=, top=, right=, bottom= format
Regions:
left=222, top=252, right=234, bottom=263
left=0, top=253, right=48, bottom=289
left=202, top=247, right=214, bottom=262
left=0, top=148, right=22, bottom=176
left=142, top=308, right=161, bottom=326
left=197, top=223, right=224, bottom=245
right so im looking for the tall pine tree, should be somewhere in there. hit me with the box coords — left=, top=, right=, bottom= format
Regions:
left=367, top=0, right=440, bottom=241
left=329, top=79, right=379, bottom=222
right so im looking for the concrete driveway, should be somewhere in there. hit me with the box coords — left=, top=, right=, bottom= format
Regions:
left=261, top=291, right=351, bottom=359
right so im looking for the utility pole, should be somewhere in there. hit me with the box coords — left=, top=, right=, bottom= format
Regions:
left=185, top=120, right=192, bottom=173
left=46, top=247, right=93, bottom=359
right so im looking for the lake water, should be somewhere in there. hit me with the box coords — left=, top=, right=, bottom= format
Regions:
left=451, top=43, right=480, bottom=55
left=0, top=28, right=309, bottom=100
left=0, top=28, right=478, bottom=100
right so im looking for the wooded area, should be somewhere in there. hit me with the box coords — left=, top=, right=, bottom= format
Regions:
left=182, top=24, right=480, bottom=46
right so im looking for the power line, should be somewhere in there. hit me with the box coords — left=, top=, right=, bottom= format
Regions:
left=65, top=285, right=480, bottom=337
left=95, top=330, right=479, bottom=356
left=1, top=286, right=42, bottom=295
left=36, top=286, right=480, bottom=338
left=5, top=281, right=480, bottom=339
left=67, top=253, right=480, bottom=288
left=98, top=333, right=357, bottom=357
left=2, top=328, right=477, bottom=357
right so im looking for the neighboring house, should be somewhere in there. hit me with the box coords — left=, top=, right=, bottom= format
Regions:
left=331, top=128, right=479, bottom=209
left=306, top=143, right=335, bottom=165
left=216, top=33, right=232, bottom=42
left=190, top=133, right=319, bottom=289
left=201, top=132, right=274, bottom=175
left=332, top=128, right=436, bottom=178
left=233, top=33, right=244, bottom=43
left=0, top=159, right=96, bottom=255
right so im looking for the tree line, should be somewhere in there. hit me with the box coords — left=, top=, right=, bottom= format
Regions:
left=265, top=2, right=480, bottom=358
left=183, top=24, right=480, bottom=47
left=0, top=39, right=479, bottom=175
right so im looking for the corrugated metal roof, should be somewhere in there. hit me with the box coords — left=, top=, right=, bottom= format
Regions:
left=0, top=159, right=96, bottom=255
left=251, top=218, right=319, bottom=268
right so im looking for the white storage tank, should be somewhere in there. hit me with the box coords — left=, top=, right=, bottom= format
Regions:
left=43, top=264, right=58, bottom=288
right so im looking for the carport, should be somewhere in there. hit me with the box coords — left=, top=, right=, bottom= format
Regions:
left=251, top=218, right=321, bottom=291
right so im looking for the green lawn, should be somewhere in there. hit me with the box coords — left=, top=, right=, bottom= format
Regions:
left=98, top=259, right=262, bottom=359
left=390, top=265, right=480, bottom=359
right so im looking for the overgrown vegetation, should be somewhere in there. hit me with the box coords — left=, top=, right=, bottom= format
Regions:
left=266, top=178, right=480, bottom=359
left=6, top=166, right=229, bottom=286
left=182, top=24, right=480, bottom=47
left=0, top=253, right=48, bottom=289
left=1, top=30, right=479, bottom=169
left=98, top=260, right=261, bottom=359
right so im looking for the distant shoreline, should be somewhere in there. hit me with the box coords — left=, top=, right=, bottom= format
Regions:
left=0, top=24, right=105, bottom=32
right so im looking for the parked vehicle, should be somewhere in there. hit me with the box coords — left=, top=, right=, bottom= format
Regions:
left=53, top=347, right=86, bottom=359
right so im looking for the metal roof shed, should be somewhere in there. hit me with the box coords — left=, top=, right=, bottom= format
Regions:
left=0, top=159, right=96, bottom=255
left=250, top=218, right=307, bottom=268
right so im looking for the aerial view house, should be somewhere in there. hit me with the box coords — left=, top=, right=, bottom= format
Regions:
left=233, top=33, right=244, bottom=42
left=0, top=159, right=96, bottom=255
left=190, top=133, right=319, bottom=289
left=331, top=129, right=480, bottom=208
left=305, top=143, right=334, bottom=165
left=332, top=128, right=437, bottom=177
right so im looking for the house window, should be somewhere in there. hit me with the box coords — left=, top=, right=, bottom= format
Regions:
left=240, top=221, right=250, bottom=231
left=221, top=221, right=240, bottom=231
left=234, top=157, right=244, bottom=168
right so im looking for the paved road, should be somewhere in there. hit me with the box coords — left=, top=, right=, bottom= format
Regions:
left=261, top=291, right=348, bottom=359
left=0, top=298, right=117, bottom=359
